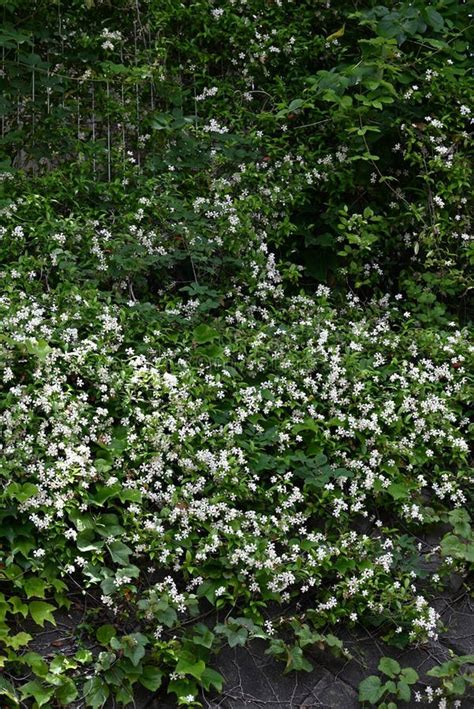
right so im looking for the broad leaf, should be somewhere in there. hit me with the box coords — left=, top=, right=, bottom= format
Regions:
left=29, top=601, right=56, bottom=627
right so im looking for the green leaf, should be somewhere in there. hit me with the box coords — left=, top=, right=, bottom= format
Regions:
left=423, top=7, right=444, bottom=32
left=76, top=531, right=104, bottom=552
left=449, top=509, right=471, bottom=538
left=22, top=652, right=48, bottom=677
left=428, top=663, right=452, bottom=678
left=122, top=633, right=148, bottom=666
left=94, top=459, right=112, bottom=474
left=108, top=540, right=131, bottom=565
left=4, top=631, right=32, bottom=650
left=441, top=534, right=474, bottom=561
left=285, top=645, right=313, bottom=673
left=175, top=657, right=206, bottom=680
left=0, top=675, right=17, bottom=702
left=215, top=622, right=249, bottom=647
left=139, top=666, right=163, bottom=692
left=12, top=538, right=35, bottom=558
left=83, top=678, right=110, bottom=708
left=167, top=678, right=197, bottom=701
left=228, top=627, right=248, bottom=648
left=96, top=624, right=116, bottom=645
left=325, top=634, right=343, bottom=650
left=24, top=578, right=48, bottom=599
left=450, top=676, right=466, bottom=695
left=288, top=98, right=305, bottom=111
left=193, top=324, right=219, bottom=344
left=9, top=596, right=28, bottom=617
left=378, top=657, right=401, bottom=678
left=400, top=667, right=419, bottom=684
left=157, top=604, right=178, bottom=627
left=396, top=680, right=411, bottom=702
left=359, top=675, right=383, bottom=704
left=20, top=680, right=54, bottom=707
left=7, top=482, right=38, bottom=503
left=29, top=601, right=56, bottom=627
left=387, top=483, right=408, bottom=501
left=192, top=624, right=215, bottom=648
left=115, top=685, right=134, bottom=705
left=49, top=655, right=77, bottom=674
left=26, top=339, right=51, bottom=361
left=55, top=678, right=78, bottom=705
left=200, top=667, right=224, bottom=692
left=74, top=649, right=93, bottom=664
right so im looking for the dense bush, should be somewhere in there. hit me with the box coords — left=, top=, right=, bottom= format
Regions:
left=1, top=0, right=472, bottom=307
left=0, top=0, right=472, bottom=706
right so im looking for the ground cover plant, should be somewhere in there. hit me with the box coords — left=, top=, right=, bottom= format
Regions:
left=0, top=0, right=472, bottom=707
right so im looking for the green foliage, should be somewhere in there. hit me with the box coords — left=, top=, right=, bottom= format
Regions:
left=427, top=652, right=474, bottom=701
left=359, top=654, right=474, bottom=706
left=359, top=657, right=419, bottom=705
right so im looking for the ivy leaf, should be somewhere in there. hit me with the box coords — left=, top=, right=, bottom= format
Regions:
left=396, top=680, right=411, bottom=702
left=9, top=596, right=29, bottom=617
left=4, top=631, right=32, bottom=650
left=400, top=667, right=419, bottom=684
left=24, top=578, right=48, bottom=599
left=29, top=601, right=56, bottom=627
left=139, top=666, right=163, bottom=692
left=22, top=652, right=48, bottom=677
left=285, top=645, right=313, bottom=673
left=157, top=604, right=178, bottom=627
left=175, top=657, right=206, bottom=680
left=0, top=675, right=17, bottom=703
left=122, top=633, right=148, bottom=666
left=378, top=657, right=401, bottom=678
left=83, top=678, right=110, bottom=708
left=55, top=678, right=78, bottom=705
left=108, top=540, right=131, bottom=565
left=49, top=655, right=77, bottom=674
left=214, top=622, right=248, bottom=648
left=167, top=678, right=197, bottom=702
left=96, top=624, right=116, bottom=645
left=115, top=685, right=134, bottom=706
left=6, top=482, right=38, bottom=503
left=124, top=642, right=146, bottom=666
left=192, top=624, right=214, bottom=648
left=441, top=534, right=474, bottom=561
left=76, top=531, right=104, bottom=552
left=20, top=680, right=54, bottom=707
left=359, top=675, right=383, bottom=704
left=75, top=649, right=93, bottom=664
left=228, top=627, right=248, bottom=648
left=200, top=667, right=224, bottom=692
left=449, top=509, right=471, bottom=538
left=451, top=676, right=466, bottom=695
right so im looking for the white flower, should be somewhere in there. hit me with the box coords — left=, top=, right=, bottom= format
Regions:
left=163, top=372, right=178, bottom=388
